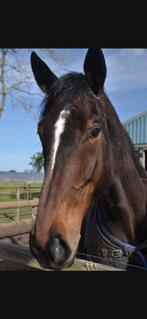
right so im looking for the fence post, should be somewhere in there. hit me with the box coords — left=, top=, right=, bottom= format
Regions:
left=27, top=184, right=31, bottom=200
left=29, top=184, right=31, bottom=200
left=15, top=188, right=20, bottom=222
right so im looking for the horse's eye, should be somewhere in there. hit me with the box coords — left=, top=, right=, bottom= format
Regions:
left=89, top=127, right=101, bottom=139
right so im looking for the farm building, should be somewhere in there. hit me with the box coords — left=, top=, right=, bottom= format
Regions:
left=123, top=111, right=147, bottom=170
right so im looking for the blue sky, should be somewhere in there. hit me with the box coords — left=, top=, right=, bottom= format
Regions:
left=0, top=48, right=147, bottom=172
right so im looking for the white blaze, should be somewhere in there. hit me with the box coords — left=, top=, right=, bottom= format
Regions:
left=50, top=110, right=70, bottom=174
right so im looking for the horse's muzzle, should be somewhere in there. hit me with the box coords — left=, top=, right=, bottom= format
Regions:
left=29, top=232, right=72, bottom=271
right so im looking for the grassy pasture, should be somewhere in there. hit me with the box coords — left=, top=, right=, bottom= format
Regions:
left=0, top=181, right=42, bottom=224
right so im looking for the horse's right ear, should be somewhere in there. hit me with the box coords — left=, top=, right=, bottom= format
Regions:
left=84, top=48, right=107, bottom=95
left=31, top=52, right=58, bottom=94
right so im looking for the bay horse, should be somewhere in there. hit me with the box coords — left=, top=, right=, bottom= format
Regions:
left=29, top=49, right=147, bottom=270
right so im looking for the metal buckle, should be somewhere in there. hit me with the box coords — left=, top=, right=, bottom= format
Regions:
left=111, top=249, right=123, bottom=258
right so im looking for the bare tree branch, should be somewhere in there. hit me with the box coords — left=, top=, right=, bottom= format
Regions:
left=9, top=92, right=39, bottom=121
left=0, top=48, right=72, bottom=118
left=43, top=49, right=74, bottom=72
left=0, top=49, right=8, bottom=117
left=9, top=86, right=43, bottom=97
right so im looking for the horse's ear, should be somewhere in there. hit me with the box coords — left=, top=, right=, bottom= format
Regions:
left=84, top=48, right=107, bottom=95
left=31, top=52, right=58, bottom=94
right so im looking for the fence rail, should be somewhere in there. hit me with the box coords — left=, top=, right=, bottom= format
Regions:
left=0, top=219, right=34, bottom=238
left=0, top=199, right=39, bottom=238
left=0, top=198, right=39, bottom=210
left=0, top=185, right=41, bottom=201
left=0, top=198, right=39, bottom=225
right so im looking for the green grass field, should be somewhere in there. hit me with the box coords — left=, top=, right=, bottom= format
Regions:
left=0, top=181, right=42, bottom=224
left=0, top=208, right=32, bottom=224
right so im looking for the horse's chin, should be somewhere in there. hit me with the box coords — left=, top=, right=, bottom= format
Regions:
left=35, top=254, right=75, bottom=271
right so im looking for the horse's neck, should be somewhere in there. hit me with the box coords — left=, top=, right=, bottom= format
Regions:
left=101, top=172, right=147, bottom=245
left=78, top=175, right=147, bottom=257
left=100, top=92, right=147, bottom=244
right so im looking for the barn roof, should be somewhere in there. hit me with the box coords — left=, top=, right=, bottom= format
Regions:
left=123, top=110, right=147, bottom=125
left=123, top=110, right=147, bottom=145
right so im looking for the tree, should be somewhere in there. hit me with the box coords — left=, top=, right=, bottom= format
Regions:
left=0, top=49, right=42, bottom=118
left=0, top=48, right=74, bottom=171
left=29, top=152, right=44, bottom=173
left=0, top=48, right=73, bottom=118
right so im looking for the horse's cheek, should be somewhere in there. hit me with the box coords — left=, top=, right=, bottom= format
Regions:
left=84, top=157, right=97, bottom=181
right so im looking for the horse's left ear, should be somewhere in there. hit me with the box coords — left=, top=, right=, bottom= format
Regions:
left=84, top=48, right=107, bottom=95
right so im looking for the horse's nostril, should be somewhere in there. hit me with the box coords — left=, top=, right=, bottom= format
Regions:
left=47, top=235, right=71, bottom=265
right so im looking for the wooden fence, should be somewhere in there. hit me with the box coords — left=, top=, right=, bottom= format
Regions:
left=0, top=185, right=41, bottom=201
left=0, top=198, right=38, bottom=238
left=0, top=185, right=41, bottom=222
left=0, top=198, right=39, bottom=210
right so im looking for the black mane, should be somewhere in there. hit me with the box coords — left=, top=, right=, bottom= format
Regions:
left=102, top=94, right=147, bottom=180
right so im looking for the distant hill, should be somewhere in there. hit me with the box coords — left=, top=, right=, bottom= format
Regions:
left=0, top=171, right=44, bottom=182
